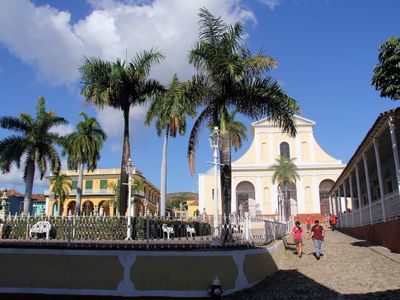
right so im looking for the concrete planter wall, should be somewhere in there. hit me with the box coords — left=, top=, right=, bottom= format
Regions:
left=0, top=241, right=285, bottom=298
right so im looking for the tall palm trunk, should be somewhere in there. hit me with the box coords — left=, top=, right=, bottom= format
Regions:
left=23, top=160, right=35, bottom=215
left=219, top=129, right=231, bottom=217
left=119, top=107, right=131, bottom=215
left=160, top=127, right=169, bottom=217
left=75, top=162, right=84, bottom=215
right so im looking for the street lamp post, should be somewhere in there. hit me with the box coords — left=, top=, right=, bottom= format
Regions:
left=208, top=127, right=222, bottom=246
left=125, top=158, right=136, bottom=240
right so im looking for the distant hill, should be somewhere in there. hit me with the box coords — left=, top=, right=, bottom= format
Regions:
left=166, top=192, right=198, bottom=203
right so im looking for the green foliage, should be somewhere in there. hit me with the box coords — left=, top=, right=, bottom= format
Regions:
left=3, top=216, right=211, bottom=241
left=63, top=112, right=106, bottom=172
left=372, top=37, right=400, bottom=100
left=186, top=8, right=299, bottom=175
left=271, top=156, right=300, bottom=186
left=79, top=50, right=164, bottom=214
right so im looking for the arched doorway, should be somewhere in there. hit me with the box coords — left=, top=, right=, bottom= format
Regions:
left=82, top=200, right=94, bottom=215
left=98, top=200, right=110, bottom=216
left=236, top=181, right=256, bottom=217
left=319, top=179, right=335, bottom=215
left=67, top=201, right=76, bottom=215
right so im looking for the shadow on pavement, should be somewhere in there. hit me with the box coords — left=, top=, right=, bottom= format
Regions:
left=223, top=269, right=400, bottom=300
left=350, top=240, right=375, bottom=248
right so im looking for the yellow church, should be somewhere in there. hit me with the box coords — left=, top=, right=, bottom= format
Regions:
left=198, top=115, right=346, bottom=220
left=46, top=168, right=160, bottom=217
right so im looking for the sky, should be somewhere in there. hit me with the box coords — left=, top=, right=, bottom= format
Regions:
left=0, top=0, right=399, bottom=194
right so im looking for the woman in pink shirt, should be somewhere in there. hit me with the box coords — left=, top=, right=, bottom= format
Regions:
left=292, top=221, right=303, bottom=258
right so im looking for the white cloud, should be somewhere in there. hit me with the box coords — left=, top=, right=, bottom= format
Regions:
left=258, top=0, right=285, bottom=10
left=0, top=0, right=255, bottom=85
left=0, top=0, right=255, bottom=134
left=96, top=104, right=148, bottom=139
left=0, top=165, right=50, bottom=193
left=50, top=124, right=74, bottom=136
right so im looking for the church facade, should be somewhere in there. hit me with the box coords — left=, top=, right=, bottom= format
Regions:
left=198, top=115, right=346, bottom=219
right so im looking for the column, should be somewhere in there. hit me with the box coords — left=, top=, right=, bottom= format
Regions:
left=349, top=174, right=355, bottom=227
left=389, top=116, right=400, bottom=196
left=337, top=187, right=342, bottom=227
left=373, top=138, right=386, bottom=222
left=296, top=177, right=305, bottom=214
left=355, top=163, right=363, bottom=225
left=268, top=133, right=274, bottom=164
left=255, top=133, right=261, bottom=164
left=312, top=176, right=319, bottom=213
left=231, top=177, right=237, bottom=214
left=256, top=176, right=263, bottom=215
left=363, top=153, right=373, bottom=224
left=343, top=183, right=348, bottom=227
left=330, top=194, right=335, bottom=215
left=335, top=189, right=340, bottom=217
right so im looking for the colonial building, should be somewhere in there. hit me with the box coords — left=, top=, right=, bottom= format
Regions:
left=45, top=168, right=160, bottom=217
left=328, top=108, right=400, bottom=253
left=199, top=115, right=346, bottom=219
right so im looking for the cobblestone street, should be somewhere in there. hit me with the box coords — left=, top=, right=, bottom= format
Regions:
left=225, top=228, right=400, bottom=299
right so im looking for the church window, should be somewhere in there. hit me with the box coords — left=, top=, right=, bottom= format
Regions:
left=280, top=142, right=290, bottom=159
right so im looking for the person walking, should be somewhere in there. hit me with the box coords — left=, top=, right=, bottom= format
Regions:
left=292, top=221, right=304, bottom=258
left=329, top=214, right=337, bottom=231
left=305, top=214, right=312, bottom=238
left=311, top=220, right=324, bottom=260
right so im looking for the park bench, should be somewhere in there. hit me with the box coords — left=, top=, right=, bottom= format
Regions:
left=162, top=223, right=174, bottom=239
left=186, top=225, right=196, bottom=238
left=30, top=221, right=51, bottom=240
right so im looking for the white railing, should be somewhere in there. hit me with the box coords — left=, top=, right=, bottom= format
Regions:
left=337, top=191, right=400, bottom=228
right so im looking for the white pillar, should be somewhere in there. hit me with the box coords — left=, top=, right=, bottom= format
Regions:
left=255, top=133, right=261, bottom=164
left=349, top=174, right=355, bottom=226
left=231, top=178, right=236, bottom=214
left=256, top=176, right=263, bottom=215
left=296, top=177, right=305, bottom=214
left=343, top=183, right=348, bottom=227
left=363, top=153, right=373, bottom=224
left=312, top=176, right=319, bottom=213
left=335, top=190, right=340, bottom=216
left=268, top=133, right=274, bottom=164
left=355, top=163, right=363, bottom=225
left=337, top=187, right=342, bottom=227
left=389, top=116, right=400, bottom=194
left=373, top=138, right=386, bottom=222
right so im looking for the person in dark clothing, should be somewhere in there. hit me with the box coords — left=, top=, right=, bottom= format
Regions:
left=311, top=220, right=324, bottom=260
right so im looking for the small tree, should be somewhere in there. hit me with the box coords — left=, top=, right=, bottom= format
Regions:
left=271, top=156, right=300, bottom=221
left=50, top=173, right=72, bottom=216
left=372, top=37, right=400, bottom=100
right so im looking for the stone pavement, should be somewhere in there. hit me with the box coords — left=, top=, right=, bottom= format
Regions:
left=225, top=228, right=400, bottom=299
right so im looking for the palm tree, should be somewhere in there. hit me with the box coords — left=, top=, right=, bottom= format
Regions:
left=209, top=110, right=247, bottom=152
left=271, top=156, right=300, bottom=221
left=186, top=8, right=299, bottom=217
left=145, top=74, right=196, bottom=217
left=63, top=112, right=106, bottom=215
left=50, top=173, right=72, bottom=216
left=0, top=97, right=67, bottom=215
left=79, top=49, right=164, bottom=215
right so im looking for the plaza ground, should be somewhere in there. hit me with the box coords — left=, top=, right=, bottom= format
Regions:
left=225, top=228, right=400, bottom=299
left=0, top=228, right=399, bottom=299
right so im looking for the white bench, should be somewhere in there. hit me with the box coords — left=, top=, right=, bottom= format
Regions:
left=30, top=221, right=51, bottom=240
left=162, top=223, right=174, bottom=239
left=186, top=225, right=196, bottom=238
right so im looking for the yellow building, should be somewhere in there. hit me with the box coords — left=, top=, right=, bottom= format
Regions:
left=46, top=168, right=160, bottom=217
left=199, top=115, right=346, bottom=219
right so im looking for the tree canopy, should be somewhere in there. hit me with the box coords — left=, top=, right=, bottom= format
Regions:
left=372, top=36, right=400, bottom=100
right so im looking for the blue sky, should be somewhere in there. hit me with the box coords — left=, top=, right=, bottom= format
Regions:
left=0, top=0, right=398, bottom=194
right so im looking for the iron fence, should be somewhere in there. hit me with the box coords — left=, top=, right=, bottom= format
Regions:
left=0, top=214, right=290, bottom=249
